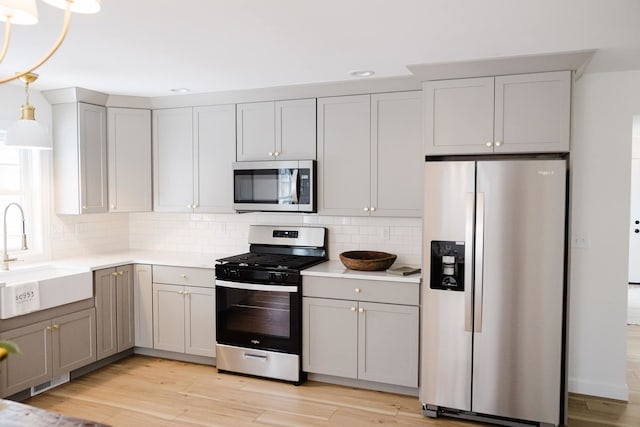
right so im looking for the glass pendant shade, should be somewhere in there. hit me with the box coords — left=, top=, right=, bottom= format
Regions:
left=5, top=117, right=51, bottom=149
left=0, top=0, right=39, bottom=25
left=40, top=0, right=101, bottom=14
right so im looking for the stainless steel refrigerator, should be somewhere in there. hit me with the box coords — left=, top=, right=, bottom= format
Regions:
left=420, top=156, right=568, bottom=426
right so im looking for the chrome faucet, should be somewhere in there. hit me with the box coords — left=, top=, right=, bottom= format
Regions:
left=2, top=203, right=28, bottom=271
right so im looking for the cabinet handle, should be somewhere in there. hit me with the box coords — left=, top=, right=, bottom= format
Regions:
left=485, top=141, right=493, bottom=148
left=363, top=207, right=369, bottom=212
left=358, top=308, right=364, bottom=313
left=274, top=151, right=280, bottom=157
left=53, top=324, right=60, bottom=329
left=370, top=207, right=376, bottom=212
left=46, top=326, right=52, bottom=331
left=111, top=272, right=118, bottom=277
left=268, top=152, right=274, bottom=157
left=350, top=307, right=356, bottom=312
left=187, top=204, right=192, bottom=208
left=82, top=205, right=87, bottom=210
left=181, top=274, right=188, bottom=279
left=355, top=288, right=361, bottom=293
left=193, top=204, right=199, bottom=208
left=184, top=291, right=190, bottom=296
left=494, top=141, right=503, bottom=147
left=118, top=271, right=124, bottom=276
left=110, top=204, right=116, bottom=210
left=178, top=290, right=184, bottom=295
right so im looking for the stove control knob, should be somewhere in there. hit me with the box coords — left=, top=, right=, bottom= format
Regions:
left=269, top=272, right=288, bottom=282
left=228, top=269, right=240, bottom=279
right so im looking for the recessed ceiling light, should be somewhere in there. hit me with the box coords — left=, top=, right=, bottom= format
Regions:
left=170, top=88, right=191, bottom=93
left=349, top=70, right=375, bottom=78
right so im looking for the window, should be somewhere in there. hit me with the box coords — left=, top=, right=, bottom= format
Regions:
left=0, top=132, right=45, bottom=261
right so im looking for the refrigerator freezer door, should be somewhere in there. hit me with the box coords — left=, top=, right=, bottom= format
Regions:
left=420, top=161, right=475, bottom=411
left=472, top=159, right=566, bottom=424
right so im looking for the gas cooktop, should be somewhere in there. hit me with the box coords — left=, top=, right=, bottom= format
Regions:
left=216, top=252, right=326, bottom=270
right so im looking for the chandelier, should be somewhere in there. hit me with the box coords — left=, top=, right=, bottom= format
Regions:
left=0, top=0, right=101, bottom=84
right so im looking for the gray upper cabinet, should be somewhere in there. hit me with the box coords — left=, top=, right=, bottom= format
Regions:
left=237, top=99, right=316, bottom=161
left=53, top=102, right=108, bottom=214
left=371, top=91, right=423, bottom=217
left=107, top=108, right=152, bottom=212
left=317, top=95, right=371, bottom=216
left=153, top=108, right=194, bottom=212
left=318, top=92, right=422, bottom=217
left=494, top=72, right=571, bottom=153
left=153, top=105, right=236, bottom=213
left=424, top=71, right=571, bottom=155
left=194, top=105, right=236, bottom=213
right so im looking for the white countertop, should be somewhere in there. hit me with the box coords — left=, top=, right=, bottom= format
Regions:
left=302, top=260, right=421, bottom=283
left=52, top=250, right=228, bottom=271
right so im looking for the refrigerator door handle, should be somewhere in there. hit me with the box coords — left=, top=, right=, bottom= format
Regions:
left=474, top=192, right=485, bottom=333
left=464, top=192, right=474, bottom=333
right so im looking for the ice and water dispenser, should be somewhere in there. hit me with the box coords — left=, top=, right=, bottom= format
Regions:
left=430, top=241, right=465, bottom=291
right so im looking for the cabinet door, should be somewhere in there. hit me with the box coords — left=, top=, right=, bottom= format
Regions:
left=424, top=77, right=495, bottom=155
left=494, top=71, right=570, bottom=153
left=317, top=95, right=371, bottom=215
left=78, top=102, right=108, bottom=213
left=371, top=91, right=423, bottom=217
left=302, top=297, right=358, bottom=378
left=153, top=108, right=194, bottom=212
left=107, top=108, right=152, bottom=212
left=184, top=286, right=215, bottom=357
left=134, top=264, right=153, bottom=348
left=275, top=98, right=317, bottom=160
left=0, top=320, right=51, bottom=397
left=51, top=308, right=97, bottom=378
left=236, top=102, right=276, bottom=161
left=194, top=105, right=236, bottom=213
left=153, top=283, right=185, bottom=353
left=358, top=302, right=419, bottom=387
left=116, top=265, right=135, bottom=352
left=94, top=267, right=117, bottom=360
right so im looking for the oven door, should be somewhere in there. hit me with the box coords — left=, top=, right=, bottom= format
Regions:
left=216, top=280, right=301, bottom=354
left=232, top=160, right=315, bottom=212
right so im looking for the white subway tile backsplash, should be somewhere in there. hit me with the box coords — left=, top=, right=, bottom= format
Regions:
left=50, top=211, right=422, bottom=265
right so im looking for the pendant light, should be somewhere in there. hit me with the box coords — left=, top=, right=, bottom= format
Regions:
left=4, top=72, right=51, bottom=150
left=0, top=0, right=102, bottom=84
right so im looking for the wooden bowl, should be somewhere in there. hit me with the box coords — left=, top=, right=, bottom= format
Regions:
left=339, top=251, right=397, bottom=271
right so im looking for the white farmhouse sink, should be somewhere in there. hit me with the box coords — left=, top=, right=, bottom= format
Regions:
left=0, top=264, right=92, bottom=319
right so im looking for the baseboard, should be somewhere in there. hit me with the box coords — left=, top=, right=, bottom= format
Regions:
left=568, top=377, right=629, bottom=401
left=307, top=373, right=418, bottom=396
left=133, top=347, right=216, bottom=366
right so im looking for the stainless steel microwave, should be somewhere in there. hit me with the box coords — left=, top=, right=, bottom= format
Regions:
left=232, top=160, right=316, bottom=213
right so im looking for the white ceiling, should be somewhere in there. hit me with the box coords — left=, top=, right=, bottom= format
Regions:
left=1, top=0, right=640, bottom=97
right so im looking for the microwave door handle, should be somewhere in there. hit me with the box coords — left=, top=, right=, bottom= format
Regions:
left=292, top=169, right=299, bottom=204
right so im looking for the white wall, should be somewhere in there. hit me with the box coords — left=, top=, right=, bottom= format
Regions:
left=569, top=70, right=640, bottom=400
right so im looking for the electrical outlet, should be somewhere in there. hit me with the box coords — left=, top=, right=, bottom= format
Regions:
left=573, top=234, right=589, bottom=248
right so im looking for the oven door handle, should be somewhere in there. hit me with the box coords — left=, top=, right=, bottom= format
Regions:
left=215, top=280, right=298, bottom=293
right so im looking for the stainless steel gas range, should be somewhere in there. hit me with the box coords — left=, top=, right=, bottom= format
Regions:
left=214, top=225, right=327, bottom=384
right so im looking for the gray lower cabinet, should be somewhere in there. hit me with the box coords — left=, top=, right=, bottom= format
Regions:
left=302, top=276, right=419, bottom=388
left=0, top=308, right=96, bottom=397
left=134, top=264, right=153, bottom=348
left=94, top=265, right=134, bottom=360
left=152, top=265, right=216, bottom=358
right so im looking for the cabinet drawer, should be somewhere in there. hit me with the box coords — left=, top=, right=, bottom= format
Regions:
left=303, top=276, right=418, bottom=306
left=152, top=265, right=214, bottom=288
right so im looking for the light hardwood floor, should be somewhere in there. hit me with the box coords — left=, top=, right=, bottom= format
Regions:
left=24, top=326, right=640, bottom=426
